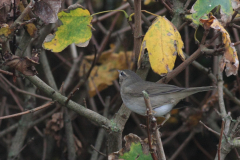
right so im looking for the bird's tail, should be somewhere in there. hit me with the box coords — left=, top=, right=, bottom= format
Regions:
left=185, top=86, right=216, bottom=94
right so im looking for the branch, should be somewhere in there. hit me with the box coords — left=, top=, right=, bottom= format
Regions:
left=25, top=75, right=113, bottom=129
left=133, top=0, right=142, bottom=68
left=217, top=55, right=227, bottom=117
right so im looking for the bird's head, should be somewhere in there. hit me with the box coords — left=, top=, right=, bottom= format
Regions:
left=118, top=70, right=142, bottom=86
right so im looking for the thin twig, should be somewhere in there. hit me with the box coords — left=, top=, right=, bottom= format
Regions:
left=160, top=0, right=173, bottom=14
left=218, top=120, right=225, bottom=160
left=0, top=74, right=51, bottom=101
left=90, top=78, right=106, bottom=107
left=193, top=137, right=214, bottom=160
left=90, top=145, right=107, bottom=157
left=0, top=97, right=7, bottom=126
left=65, top=88, right=79, bottom=105
left=85, top=45, right=97, bottom=81
left=0, top=69, right=13, bottom=76
left=0, top=101, right=54, bottom=120
left=12, top=137, right=35, bottom=160
left=169, top=131, right=195, bottom=160
left=230, top=23, right=240, bottom=30
left=232, top=11, right=238, bottom=21
left=163, top=125, right=185, bottom=145
left=184, top=0, right=192, bottom=9
left=199, top=120, right=220, bottom=136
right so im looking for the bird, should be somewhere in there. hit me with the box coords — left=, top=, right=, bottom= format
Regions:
left=118, top=69, right=215, bottom=125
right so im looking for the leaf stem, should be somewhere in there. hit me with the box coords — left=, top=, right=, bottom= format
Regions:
left=129, top=10, right=159, bottom=21
left=91, top=10, right=128, bottom=19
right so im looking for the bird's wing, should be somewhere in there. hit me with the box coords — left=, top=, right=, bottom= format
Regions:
left=123, top=81, right=185, bottom=97
left=123, top=82, right=186, bottom=109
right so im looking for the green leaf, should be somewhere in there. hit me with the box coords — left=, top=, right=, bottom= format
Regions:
left=119, top=142, right=152, bottom=160
left=108, top=134, right=153, bottom=160
left=43, top=4, right=92, bottom=52
left=185, top=0, right=233, bottom=28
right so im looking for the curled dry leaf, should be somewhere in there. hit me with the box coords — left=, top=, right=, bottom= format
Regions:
left=33, top=0, right=61, bottom=24
left=44, top=112, right=64, bottom=147
left=179, top=108, right=203, bottom=127
left=74, top=135, right=83, bottom=156
left=44, top=112, right=64, bottom=134
left=108, top=133, right=153, bottom=160
left=3, top=51, right=39, bottom=76
left=232, top=0, right=240, bottom=12
left=138, top=16, right=185, bottom=76
left=202, top=92, right=218, bottom=112
left=200, top=15, right=239, bottom=76
left=0, top=0, right=11, bottom=24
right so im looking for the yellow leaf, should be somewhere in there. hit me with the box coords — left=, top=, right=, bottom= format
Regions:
left=79, top=49, right=133, bottom=97
left=144, top=0, right=153, bottom=5
left=200, top=15, right=239, bottom=76
left=138, top=16, right=185, bottom=76
left=0, top=24, right=12, bottom=37
left=19, top=2, right=37, bottom=37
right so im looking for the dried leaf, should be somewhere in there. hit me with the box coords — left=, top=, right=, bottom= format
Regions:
left=200, top=15, right=239, bottom=76
left=202, top=92, right=218, bottom=112
left=45, top=112, right=64, bottom=135
left=0, top=0, right=11, bottom=24
left=0, top=0, right=11, bottom=8
left=138, top=16, right=185, bottom=76
left=232, top=0, right=240, bottom=12
left=74, top=135, right=83, bottom=155
left=3, top=51, right=39, bottom=76
left=108, top=133, right=153, bottom=160
left=33, top=0, right=61, bottom=24
left=0, top=24, right=12, bottom=37
left=79, top=48, right=133, bottom=97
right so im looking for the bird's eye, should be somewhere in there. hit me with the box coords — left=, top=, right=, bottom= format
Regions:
left=120, top=71, right=125, bottom=76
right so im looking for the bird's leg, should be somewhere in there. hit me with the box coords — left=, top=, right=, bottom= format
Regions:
left=159, top=113, right=171, bottom=128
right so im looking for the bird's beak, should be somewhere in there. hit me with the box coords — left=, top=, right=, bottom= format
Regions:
left=117, top=70, right=121, bottom=73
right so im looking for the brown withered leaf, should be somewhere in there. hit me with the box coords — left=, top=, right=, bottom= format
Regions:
left=200, top=15, right=239, bottom=76
left=44, top=112, right=64, bottom=135
left=33, top=0, right=61, bottom=24
left=0, top=0, right=11, bottom=24
left=202, top=92, right=218, bottom=112
left=232, top=0, right=240, bottom=12
left=0, top=0, right=20, bottom=23
left=3, top=51, right=39, bottom=76
left=74, top=135, right=83, bottom=156
left=0, top=0, right=11, bottom=8
left=179, top=108, right=203, bottom=127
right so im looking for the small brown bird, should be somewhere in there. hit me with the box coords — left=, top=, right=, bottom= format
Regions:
left=118, top=70, right=215, bottom=125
